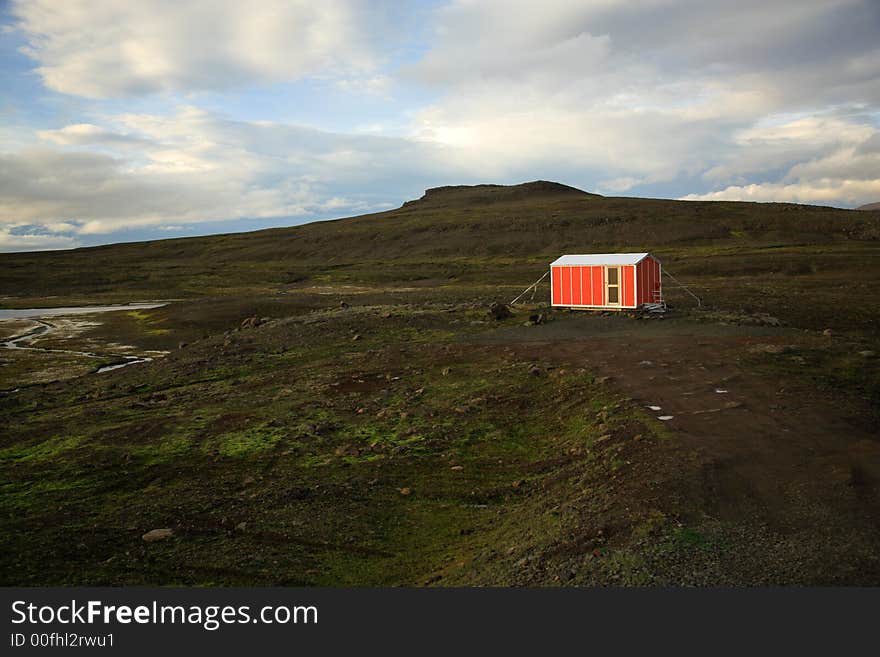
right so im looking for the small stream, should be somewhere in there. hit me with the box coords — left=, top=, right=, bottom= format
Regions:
left=1, top=303, right=168, bottom=378
left=0, top=303, right=166, bottom=320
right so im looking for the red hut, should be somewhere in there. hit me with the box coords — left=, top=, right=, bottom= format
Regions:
left=550, top=253, right=662, bottom=310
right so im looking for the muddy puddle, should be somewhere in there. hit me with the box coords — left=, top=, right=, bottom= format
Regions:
left=0, top=303, right=169, bottom=388
left=0, top=302, right=166, bottom=320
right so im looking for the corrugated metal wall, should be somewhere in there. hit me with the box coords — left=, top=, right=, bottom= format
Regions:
left=552, top=257, right=661, bottom=308
left=554, top=264, right=644, bottom=308
left=635, top=256, right=661, bottom=305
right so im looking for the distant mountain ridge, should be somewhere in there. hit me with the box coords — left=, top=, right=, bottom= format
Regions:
left=856, top=201, right=880, bottom=211
left=403, top=180, right=598, bottom=207
left=1, top=180, right=878, bottom=300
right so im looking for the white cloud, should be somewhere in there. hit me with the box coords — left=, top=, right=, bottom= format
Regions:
left=681, top=113, right=880, bottom=206
left=412, top=0, right=879, bottom=103
left=598, top=176, right=648, bottom=193
left=11, top=0, right=384, bottom=97
left=38, top=124, right=150, bottom=147
left=681, top=179, right=880, bottom=206
left=0, top=227, right=79, bottom=251
left=335, top=75, right=394, bottom=97
left=700, top=115, right=877, bottom=183
left=3, top=0, right=880, bottom=250
left=410, top=81, right=738, bottom=188
left=405, top=0, right=880, bottom=202
left=0, top=107, right=458, bottom=246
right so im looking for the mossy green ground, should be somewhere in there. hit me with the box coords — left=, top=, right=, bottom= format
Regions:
left=1, top=184, right=878, bottom=585
left=1, top=298, right=667, bottom=585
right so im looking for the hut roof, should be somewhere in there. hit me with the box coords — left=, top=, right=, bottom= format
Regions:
left=550, top=253, right=652, bottom=267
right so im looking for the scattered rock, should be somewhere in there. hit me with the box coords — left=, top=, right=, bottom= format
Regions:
left=822, top=328, right=834, bottom=337
left=749, top=343, right=793, bottom=355
left=450, top=465, right=464, bottom=471
left=240, top=316, right=268, bottom=330
left=351, top=334, right=362, bottom=341
left=142, top=528, right=173, bottom=542
left=177, top=342, right=188, bottom=350
left=488, top=302, right=512, bottom=320
left=858, top=350, right=875, bottom=358
left=595, top=376, right=611, bottom=384
left=340, top=301, right=350, bottom=309
left=529, top=366, right=543, bottom=376
left=235, top=522, right=247, bottom=532
left=753, top=313, right=782, bottom=327
left=441, top=367, right=451, bottom=376
left=399, top=487, right=412, bottom=496
left=657, top=415, right=674, bottom=421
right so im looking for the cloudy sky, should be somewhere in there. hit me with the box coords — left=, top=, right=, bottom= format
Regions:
left=1, top=0, right=878, bottom=251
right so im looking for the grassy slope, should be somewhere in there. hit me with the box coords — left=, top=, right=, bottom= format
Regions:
left=2, top=296, right=659, bottom=585
left=2, top=181, right=878, bottom=318
left=1, top=182, right=879, bottom=585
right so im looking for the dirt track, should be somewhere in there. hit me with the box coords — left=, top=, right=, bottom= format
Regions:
left=479, top=313, right=880, bottom=583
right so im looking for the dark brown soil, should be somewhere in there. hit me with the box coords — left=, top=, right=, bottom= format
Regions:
left=1, top=182, right=879, bottom=586
left=474, top=313, right=880, bottom=584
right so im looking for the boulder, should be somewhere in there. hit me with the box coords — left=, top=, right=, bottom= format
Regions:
left=754, top=313, right=782, bottom=327
left=488, top=302, right=512, bottom=320
left=142, top=528, right=174, bottom=542
left=749, top=343, right=793, bottom=355
left=241, top=316, right=270, bottom=329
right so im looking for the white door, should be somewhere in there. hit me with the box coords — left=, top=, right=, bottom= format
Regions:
left=605, top=266, right=620, bottom=306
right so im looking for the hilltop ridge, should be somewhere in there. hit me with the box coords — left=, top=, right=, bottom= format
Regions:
left=0, top=181, right=878, bottom=305
left=1, top=180, right=879, bottom=588
left=404, top=180, right=597, bottom=207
